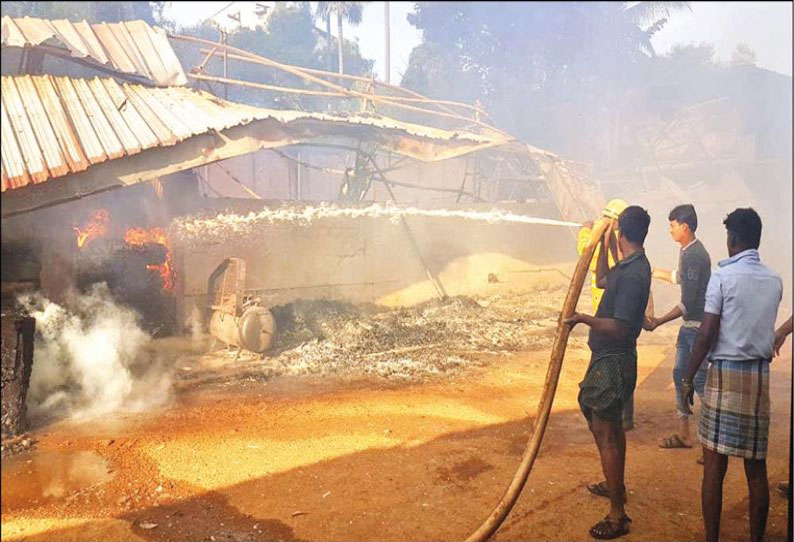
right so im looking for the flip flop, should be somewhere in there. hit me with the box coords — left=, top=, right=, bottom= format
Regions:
left=589, top=515, right=632, bottom=539
left=586, top=481, right=628, bottom=502
left=587, top=481, right=611, bottom=498
left=659, top=434, right=692, bottom=449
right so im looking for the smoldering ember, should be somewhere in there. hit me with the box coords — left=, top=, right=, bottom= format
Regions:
left=0, top=3, right=791, bottom=542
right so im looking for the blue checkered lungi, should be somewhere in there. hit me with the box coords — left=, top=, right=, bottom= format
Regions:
left=698, top=359, right=770, bottom=460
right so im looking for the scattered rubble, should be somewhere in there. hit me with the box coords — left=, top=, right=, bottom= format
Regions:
left=0, top=434, right=36, bottom=457
left=189, top=288, right=582, bottom=384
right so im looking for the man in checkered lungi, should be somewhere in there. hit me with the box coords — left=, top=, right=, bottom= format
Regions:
left=681, top=208, right=783, bottom=542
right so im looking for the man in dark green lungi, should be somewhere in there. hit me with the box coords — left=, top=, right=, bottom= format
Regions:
left=566, top=205, right=652, bottom=539
left=681, top=208, right=782, bottom=542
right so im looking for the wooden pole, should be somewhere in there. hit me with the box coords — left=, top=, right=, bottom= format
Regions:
left=196, top=48, right=488, bottom=116
left=187, top=72, right=345, bottom=97
left=222, top=30, right=228, bottom=99
left=170, top=33, right=508, bottom=136
left=384, top=2, right=390, bottom=85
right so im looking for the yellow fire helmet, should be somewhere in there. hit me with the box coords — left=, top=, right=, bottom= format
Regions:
left=602, top=198, right=628, bottom=220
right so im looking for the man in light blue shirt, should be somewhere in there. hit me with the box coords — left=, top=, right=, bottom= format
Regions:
left=681, top=208, right=782, bottom=542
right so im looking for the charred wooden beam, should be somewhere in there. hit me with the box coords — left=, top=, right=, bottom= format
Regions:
left=1, top=314, right=36, bottom=439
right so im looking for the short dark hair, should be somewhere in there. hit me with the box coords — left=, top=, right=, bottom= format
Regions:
left=668, top=204, right=698, bottom=232
left=618, top=206, right=651, bottom=245
left=723, top=208, right=762, bottom=249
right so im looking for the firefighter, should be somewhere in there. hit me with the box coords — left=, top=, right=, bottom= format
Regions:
left=578, top=198, right=629, bottom=313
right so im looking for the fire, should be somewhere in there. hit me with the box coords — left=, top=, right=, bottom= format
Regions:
left=124, top=227, right=167, bottom=247
left=124, top=227, right=175, bottom=292
left=74, top=209, right=110, bottom=248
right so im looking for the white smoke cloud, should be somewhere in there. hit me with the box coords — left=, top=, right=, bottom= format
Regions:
left=188, top=305, right=205, bottom=342
left=18, top=284, right=172, bottom=420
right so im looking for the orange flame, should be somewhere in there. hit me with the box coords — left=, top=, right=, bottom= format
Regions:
left=124, top=227, right=175, bottom=292
left=74, top=209, right=110, bottom=248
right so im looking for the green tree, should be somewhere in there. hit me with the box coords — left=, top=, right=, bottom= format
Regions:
left=0, top=1, right=169, bottom=27
left=315, top=2, right=365, bottom=75
left=175, top=2, right=373, bottom=112
left=731, top=43, right=757, bottom=67
left=401, top=2, right=691, bottom=152
left=314, top=2, right=335, bottom=73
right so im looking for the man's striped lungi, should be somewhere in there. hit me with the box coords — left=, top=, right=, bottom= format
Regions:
left=698, top=359, right=770, bottom=460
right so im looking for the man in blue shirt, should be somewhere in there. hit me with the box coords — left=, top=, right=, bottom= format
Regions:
left=682, top=208, right=782, bottom=542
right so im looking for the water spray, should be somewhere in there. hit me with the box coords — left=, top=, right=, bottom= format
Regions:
left=170, top=203, right=582, bottom=244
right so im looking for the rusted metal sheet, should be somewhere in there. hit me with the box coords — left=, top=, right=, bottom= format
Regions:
left=52, top=76, right=108, bottom=166
left=13, top=76, right=68, bottom=180
left=1, top=77, right=47, bottom=185
left=31, top=76, right=90, bottom=175
left=0, top=101, right=30, bottom=190
left=0, top=74, right=259, bottom=191
left=1, top=74, right=508, bottom=194
left=1, top=15, right=188, bottom=87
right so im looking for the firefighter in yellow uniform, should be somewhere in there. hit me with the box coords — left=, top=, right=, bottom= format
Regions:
left=577, top=198, right=628, bottom=313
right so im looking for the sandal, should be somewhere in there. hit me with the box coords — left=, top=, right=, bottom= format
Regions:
left=587, top=481, right=610, bottom=498
left=589, top=515, right=632, bottom=539
left=586, top=481, right=628, bottom=502
left=659, top=434, right=692, bottom=449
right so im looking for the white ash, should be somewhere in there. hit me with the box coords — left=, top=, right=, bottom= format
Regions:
left=258, top=292, right=570, bottom=381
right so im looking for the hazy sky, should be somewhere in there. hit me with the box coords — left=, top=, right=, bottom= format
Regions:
left=164, top=1, right=793, bottom=80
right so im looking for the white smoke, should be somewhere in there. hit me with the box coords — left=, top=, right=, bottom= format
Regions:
left=18, top=284, right=172, bottom=420
left=188, top=306, right=205, bottom=342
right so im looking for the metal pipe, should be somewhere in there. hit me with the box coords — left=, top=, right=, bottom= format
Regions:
left=465, top=217, right=610, bottom=541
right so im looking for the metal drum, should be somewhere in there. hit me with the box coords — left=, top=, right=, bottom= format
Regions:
left=209, top=306, right=276, bottom=354
left=238, top=306, right=276, bottom=353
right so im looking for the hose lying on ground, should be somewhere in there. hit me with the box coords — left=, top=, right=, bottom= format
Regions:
left=466, top=218, right=611, bottom=542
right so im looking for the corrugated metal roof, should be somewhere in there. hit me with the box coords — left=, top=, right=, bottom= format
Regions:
left=1, top=74, right=508, bottom=193
left=1, top=15, right=187, bottom=87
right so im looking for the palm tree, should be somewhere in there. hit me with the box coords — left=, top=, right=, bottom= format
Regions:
left=620, top=1, right=692, bottom=57
left=315, top=2, right=364, bottom=75
left=315, top=2, right=334, bottom=73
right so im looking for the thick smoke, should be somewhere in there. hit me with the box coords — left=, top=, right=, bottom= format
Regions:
left=18, top=283, right=172, bottom=420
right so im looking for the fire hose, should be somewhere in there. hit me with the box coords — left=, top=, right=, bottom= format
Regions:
left=465, top=218, right=610, bottom=541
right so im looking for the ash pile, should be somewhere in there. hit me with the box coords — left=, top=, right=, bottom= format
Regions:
left=264, top=290, right=569, bottom=381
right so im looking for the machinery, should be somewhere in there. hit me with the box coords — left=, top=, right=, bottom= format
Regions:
left=206, top=258, right=276, bottom=354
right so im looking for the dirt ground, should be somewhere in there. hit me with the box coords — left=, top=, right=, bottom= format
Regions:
left=2, top=325, right=791, bottom=542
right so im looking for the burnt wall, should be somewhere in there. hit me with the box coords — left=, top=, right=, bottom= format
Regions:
left=1, top=311, right=35, bottom=438
left=172, top=201, right=578, bottom=332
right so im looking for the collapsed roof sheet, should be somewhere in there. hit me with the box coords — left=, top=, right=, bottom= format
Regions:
left=1, top=74, right=511, bottom=193
left=1, top=15, right=187, bottom=87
